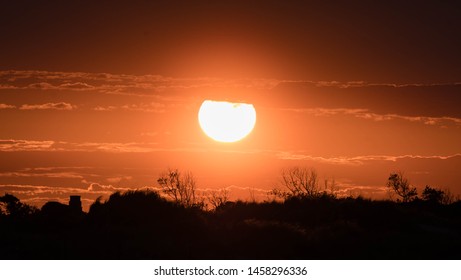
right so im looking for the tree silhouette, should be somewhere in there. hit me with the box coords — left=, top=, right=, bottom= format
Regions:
left=0, top=193, right=37, bottom=218
left=157, top=168, right=202, bottom=208
left=272, top=167, right=333, bottom=199
left=422, top=186, right=444, bottom=204
left=207, top=188, right=230, bottom=210
left=282, top=167, right=319, bottom=198
left=422, top=186, right=457, bottom=205
left=386, top=172, right=418, bottom=203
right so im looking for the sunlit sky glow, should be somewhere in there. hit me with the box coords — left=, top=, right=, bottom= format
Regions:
left=1, top=1, right=460, bottom=210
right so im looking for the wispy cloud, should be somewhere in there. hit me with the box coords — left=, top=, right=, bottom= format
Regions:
left=276, top=152, right=461, bottom=165
left=120, top=102, right=166, bottom=113
left=0, top=171, right=84, bottom=179
left=106, top=176, right=133, bottom=183
left=19, top=102, right=76, bottom=110
left=0, top=139, right=167, bottom=153
left=0, top=85, right=18, bottom=90
left=0, top=103, right=15, bottom=109
left=2, top=70, right=461, bottom=95
left=0, top=70, right=280, bottom=96
left=0, top=166, right=99, bottom=181
left=93, top=106, right=117, bottom=111
left=59, top=82, right=95, bottom=90
left=0, top=184, right=88, bottom=195
left=275, top=80, right=461, bottom=89
left=0, top=139, right=55, bottom=152
left=86, top=182, right=129, bottom=193
left=354, top=111, right=461, bottom=126
left=283, top=107, right=461, bottom=127
left=74, top=142, right=161, bottom=153
left=333, top=183, right=389, bottom=199
left=3, top=70, right=461, bottom=121
left=283, top=108, right=368, bottom=117
left=94, top=102, right=166, bottom=113
left=24, top=82, right=95, bottom=91
left=2, top=139, right=460, bottom=167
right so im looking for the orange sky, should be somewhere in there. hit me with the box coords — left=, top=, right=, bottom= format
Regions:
left=1, top=1, right=460, bottom=210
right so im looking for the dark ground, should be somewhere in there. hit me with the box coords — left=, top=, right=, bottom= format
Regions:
left=1, top=190, right=461, bottom=259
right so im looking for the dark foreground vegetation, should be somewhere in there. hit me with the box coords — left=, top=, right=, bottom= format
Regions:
left=1, top=189, right=461, bottom=259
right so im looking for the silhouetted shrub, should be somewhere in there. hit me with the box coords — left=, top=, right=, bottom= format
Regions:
left=0, top=193, right=37, bottom=219
left=387, top=172, right=418, bottom=202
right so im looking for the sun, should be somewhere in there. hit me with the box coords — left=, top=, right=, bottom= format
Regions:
left=198, top=100, right=256, bottom=143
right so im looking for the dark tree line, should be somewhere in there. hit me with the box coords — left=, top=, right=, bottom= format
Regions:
left=1, top=187, right=461, bottom=259
left=1, top=168, right=460, bottom=259
left=386, top=172, right=458, bottom=204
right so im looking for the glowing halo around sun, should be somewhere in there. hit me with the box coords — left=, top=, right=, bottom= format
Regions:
left=198, top=100, right=256, bottom=143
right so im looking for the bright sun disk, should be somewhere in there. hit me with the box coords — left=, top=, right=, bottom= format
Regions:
left=198, top=100, right=256, bottom=143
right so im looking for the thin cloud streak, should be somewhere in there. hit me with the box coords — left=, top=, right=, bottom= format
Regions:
left=2, top=139, right=460, bottom=166
left=0, top=184, right=89, bottom=195
left=0, top=171, right=84, bottom=179
left=0, top=139, right=55, bottom=152
left=94, top=102, right=166, bottom=113
left=0, top=139, right=264, bottom=154
left=277, top=80, right=461, bottom=89
left=19, top=102, right=76, bottom=111
left=0, top=140, right=161, bottom=153
left=334, top=183, right=389, bottom=198
left=276, top=152, right=461, bottom=165
left=4, top=70, right=460, bottom=95
left=74, top=142, right=162, bottom=153
left=0, top=103, right=15, bottom=109
left=0, top=70, right=280, bottom=95
left=282, top=107, right=461, bottom=127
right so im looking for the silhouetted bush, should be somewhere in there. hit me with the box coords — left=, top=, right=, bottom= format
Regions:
left=0, top=193, right=37, bottom=219
left=387, top=172, right=418, bottom=202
